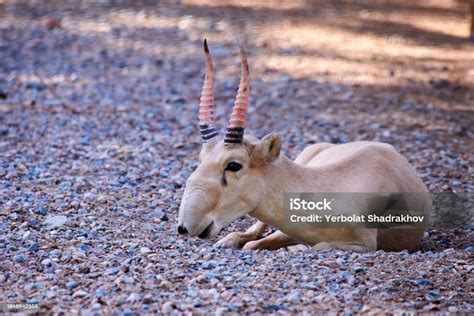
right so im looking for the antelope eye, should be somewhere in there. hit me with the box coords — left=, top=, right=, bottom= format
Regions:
left=225, top=161, right=242, bottom=172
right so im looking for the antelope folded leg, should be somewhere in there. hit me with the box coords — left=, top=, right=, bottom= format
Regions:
left=214, top=221, right=267, bottom=248
left=242, top=230, right=299, bottom=250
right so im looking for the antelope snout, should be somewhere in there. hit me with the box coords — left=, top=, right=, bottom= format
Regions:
left=177, top=225, right=188, bottom=235
left=178, top=188, right=216, bottom=238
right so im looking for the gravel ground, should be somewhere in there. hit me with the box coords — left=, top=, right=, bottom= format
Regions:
left=0, top=0, right=473, bottom=314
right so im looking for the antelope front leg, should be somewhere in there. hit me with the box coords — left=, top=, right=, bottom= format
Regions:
left=214, top=221, right=267, bottom=248
left=242, top=230, right=299, bottom=250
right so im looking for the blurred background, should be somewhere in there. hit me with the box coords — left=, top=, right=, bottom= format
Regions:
left=2, top=0, right=473, bottom=108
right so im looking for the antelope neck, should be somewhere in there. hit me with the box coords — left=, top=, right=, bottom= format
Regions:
left=249, top=156, right=323, bottom=228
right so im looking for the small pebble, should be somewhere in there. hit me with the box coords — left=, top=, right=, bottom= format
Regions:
left=66, top=281, right=79, bottom=290
left=27, top=243, right=40, bottom=252
left=107, top=267, right=120, bottom=275
left=287, top=290, right=300, bottom=301
left=162, top=301, right=175, bottom=313
left=154, top=209, right=169, bottom=221
left=72, top=290, right=88, bottom=298
left=127, top=292, right=140, bottom=303
left=44, top=215, right=68, bottom=230
left=448, top=306, right=458, bottom=313
left=352, top=266, right=366, bottom=273
left=140, top=247, right=152, bottom=255
left=203, top=271, right=222, bottom=281
left=14, top=254, right=27, bottom=263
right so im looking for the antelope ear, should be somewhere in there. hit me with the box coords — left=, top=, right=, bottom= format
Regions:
left=253, top=133, right=281, bottom=164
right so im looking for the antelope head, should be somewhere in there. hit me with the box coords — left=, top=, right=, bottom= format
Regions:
left=177, top=40, right=282, bottom=239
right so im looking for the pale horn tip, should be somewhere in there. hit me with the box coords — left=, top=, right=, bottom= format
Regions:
left=239, top=44, right=249, bottom=72
left=239, top=44, right=246, bottom=57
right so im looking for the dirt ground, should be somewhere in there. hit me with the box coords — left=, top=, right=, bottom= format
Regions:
left=0, top=0, right=473, bottom=314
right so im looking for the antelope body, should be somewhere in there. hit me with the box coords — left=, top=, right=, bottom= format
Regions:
left=177, top=40, right=431, bottom=253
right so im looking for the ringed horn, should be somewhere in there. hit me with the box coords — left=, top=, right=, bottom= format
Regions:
left=199, top=39, right=218, bottom=143
left=224, top=45, right=250, bottom=145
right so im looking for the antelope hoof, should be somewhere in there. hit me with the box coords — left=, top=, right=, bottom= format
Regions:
left=214, top=232, right=246, bottom=248
left=311, top=242, right=333, bottom=252
left=242, top=240, right=262, bottom=250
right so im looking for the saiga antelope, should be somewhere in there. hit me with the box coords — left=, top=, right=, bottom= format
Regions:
left=177, top=40, right=431, bottom=252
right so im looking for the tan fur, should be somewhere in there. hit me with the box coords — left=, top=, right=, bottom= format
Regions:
left=178, top=135, right=430, bottom=252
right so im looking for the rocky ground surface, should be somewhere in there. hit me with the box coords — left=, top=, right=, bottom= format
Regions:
left=0, top=0, right=473, bottom=314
